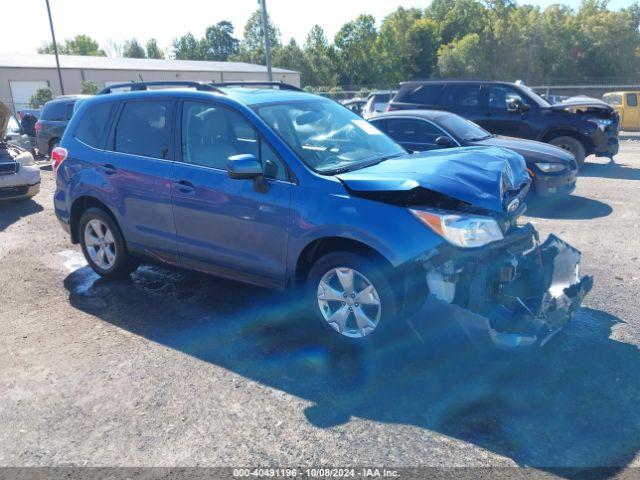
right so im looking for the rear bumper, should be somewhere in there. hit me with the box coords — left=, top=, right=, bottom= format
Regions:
left=416, top=225, right=593, bottom=350
left=0, top=181, right=40, bottom=200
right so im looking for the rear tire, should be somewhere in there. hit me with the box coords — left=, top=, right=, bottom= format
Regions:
left=79, top=207, right=136, bottom=279
left=306, top=251, right=397, bottom=344
left=549, top=136, right=586, bottom=167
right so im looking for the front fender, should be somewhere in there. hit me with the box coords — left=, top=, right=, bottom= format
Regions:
left=287, top=182, right=445, bottom=273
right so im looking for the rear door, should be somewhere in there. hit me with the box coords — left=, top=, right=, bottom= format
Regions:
left=170, top=100, right=292, bottom=288
left=438, top=83, right=483, bottom=122
left=99, top=98, right=179, bottom=263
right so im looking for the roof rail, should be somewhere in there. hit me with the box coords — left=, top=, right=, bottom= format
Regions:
left=98, top=81, right=225, bottom=95
left=210, top=81, right=303, bottom=92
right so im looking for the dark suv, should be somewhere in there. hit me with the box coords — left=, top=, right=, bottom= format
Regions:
left=389, top=80, right=619, bottom=165
left=36, top=95, right=87, bottom=156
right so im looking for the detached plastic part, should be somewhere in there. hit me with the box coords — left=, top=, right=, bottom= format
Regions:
left=412, top=234, right=593, bottom=350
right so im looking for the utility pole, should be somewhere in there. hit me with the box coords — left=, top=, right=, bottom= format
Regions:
left=258, top=0, right=273, bottom=81
left=45, top=0, right=65, bottom=95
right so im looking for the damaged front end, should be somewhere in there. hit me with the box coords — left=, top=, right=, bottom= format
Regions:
left=420, top=223, right=593, bottom=350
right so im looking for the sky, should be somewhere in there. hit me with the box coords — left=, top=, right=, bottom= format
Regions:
left=5, top=0, right=634, bottom=56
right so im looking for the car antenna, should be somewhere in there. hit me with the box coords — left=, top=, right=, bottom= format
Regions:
left=138, top=73, right=144, bottom=82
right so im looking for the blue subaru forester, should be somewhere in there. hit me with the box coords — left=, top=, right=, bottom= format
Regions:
left=54, top=81, right=592, bottom=350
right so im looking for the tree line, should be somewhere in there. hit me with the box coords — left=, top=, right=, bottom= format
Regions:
left=37, top=0, right=640, bottom=88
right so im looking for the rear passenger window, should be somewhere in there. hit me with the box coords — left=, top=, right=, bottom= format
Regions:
left=401, top=84, right=443, bottom=105
left=182, top=101, right=288, bottom=180
left=114, top=101, right=173, bottom=159
left=74, top=102, right=115, bottom=149
left=442, top=84, right=481, bottom=107
left=627, top=93, right=638, bottom=107
left=65, top=103, right=75, bottom=120
left=42, top=102, right=66, bottom=121
left=385, top=119, right=442, bottom=144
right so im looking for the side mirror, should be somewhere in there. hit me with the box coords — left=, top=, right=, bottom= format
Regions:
left=435, top=136, right=454, bottom=147
left=227, top=154, right=263, bottom=180
left=507, top=98, right=525, bottom=113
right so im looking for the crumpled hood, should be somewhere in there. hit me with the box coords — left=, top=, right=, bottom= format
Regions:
left=550, top=96, right=614, bottom=113
left=337, top=146, right=530, bottom=213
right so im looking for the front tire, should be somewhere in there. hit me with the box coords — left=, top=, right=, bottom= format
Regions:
left=549, top=136, right=586, bottom=167
left=79, top=207, right=136, bottom=279
left=306, top=251, right=397, bottom=343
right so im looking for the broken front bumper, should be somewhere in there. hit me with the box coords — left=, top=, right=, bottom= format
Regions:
left=417, top=224, right=593, bottom=350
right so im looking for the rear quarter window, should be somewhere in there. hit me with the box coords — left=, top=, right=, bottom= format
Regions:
left=627, top=93, right=638, bottom=107
left=397, top=84, right=444, bottom=105
left=74, top=102, right=116, bottom=149
left=42, top=102, right=66, bottom=121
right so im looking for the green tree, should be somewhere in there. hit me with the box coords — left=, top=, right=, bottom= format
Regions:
left=406, top=17, right=440, bottom=79
left=333, top=14, right=379, bottom=86
left=376, top=7, right=424, bottom=83
left=437, top=33, right=485, bottom=77
left=233, top=10, right=281, bottom=64
left=29, top=87, right=53, bottom=108
left=145, top=39, right=165, bottom=59
left=80, top=80, right=99, bottom=95
left=272, top=39, right=313, bottom=85
left=202, top=21, right=239, bottom=61
left=123, top=39, right=147, bottom=58
left=38, top=34, right=105, bottom=56
left=303, top=25, right=338, bottom=86
left=171, top=33, right=203, bottom=60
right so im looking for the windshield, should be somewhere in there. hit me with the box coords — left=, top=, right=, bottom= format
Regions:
left=520, top=85, right=551, bottom=107
left=439, top=114, right=491, bottom=141
left=254, top=99, right=405, bottom=173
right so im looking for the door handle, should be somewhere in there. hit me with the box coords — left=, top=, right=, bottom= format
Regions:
left=101, top=163, right=116, bottom=176
left=174, top=180, right=196, bottom=194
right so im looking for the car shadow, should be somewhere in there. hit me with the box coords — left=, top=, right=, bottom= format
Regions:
left=0, top=198, right=43, bottom=232
left=526, top=195, right=612, bottom=220
left=580, top=162, right=640, bottom=181
left=63, top=264, right=640, bottom=477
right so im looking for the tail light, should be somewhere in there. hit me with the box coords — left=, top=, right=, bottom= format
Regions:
left=51, top=146, right=68, bottom=171
left=35, top=121, right=42, bottom=135
left=386, top=104, right=397, bottom=111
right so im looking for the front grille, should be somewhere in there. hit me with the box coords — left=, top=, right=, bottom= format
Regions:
left=0, top=185, right=28, bottom=198
left=0, top=161, right=18, bottom=176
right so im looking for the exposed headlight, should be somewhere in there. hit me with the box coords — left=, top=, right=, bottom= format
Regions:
left=535, top=162, right=566, bottom=173
left=588, top=118, right=613, bottom=131
left=410, top=208, right=504, bottom=248
left=15, top=151, right=35, bottom=167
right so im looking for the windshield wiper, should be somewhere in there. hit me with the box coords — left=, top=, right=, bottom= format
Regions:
left=324, top=153, right=405, bottom=175
left=465, top=134, right=493, bottom=141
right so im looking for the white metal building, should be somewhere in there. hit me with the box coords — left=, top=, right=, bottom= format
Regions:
left=0, top=53, right=301, bottom=112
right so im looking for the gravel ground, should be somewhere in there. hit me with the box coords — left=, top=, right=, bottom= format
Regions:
left=0, top=143, right=639, bottom=475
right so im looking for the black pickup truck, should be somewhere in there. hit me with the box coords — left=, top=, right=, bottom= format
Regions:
left=388, top=80, right=619, bottom=165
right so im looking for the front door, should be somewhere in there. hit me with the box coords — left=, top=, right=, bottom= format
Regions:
left=170, top=100, right=292, bottom=288
left=481, top=84, right=535, bottom=139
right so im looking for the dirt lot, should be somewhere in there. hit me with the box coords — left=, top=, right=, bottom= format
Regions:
left=1, top=142, right=639, bottom=474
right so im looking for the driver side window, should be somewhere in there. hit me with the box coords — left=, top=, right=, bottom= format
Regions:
left=181, top=101, right=288, bottom=181
left=488, top=86, right=527, bottom=110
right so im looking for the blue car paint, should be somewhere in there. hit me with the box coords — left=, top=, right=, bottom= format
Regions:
left=336, top=146, right=529, bottom=214
left=55, top=88, right=524, bottom=290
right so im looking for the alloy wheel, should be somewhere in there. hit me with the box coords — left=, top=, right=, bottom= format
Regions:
left=317, top=267, right=382, bottom=338
left=84, top=219, right=117, bottom=270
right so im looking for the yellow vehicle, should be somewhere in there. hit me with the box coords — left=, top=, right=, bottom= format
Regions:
left=603, top=91, right=640, bottom=131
